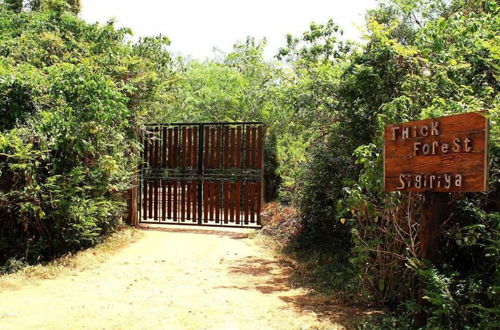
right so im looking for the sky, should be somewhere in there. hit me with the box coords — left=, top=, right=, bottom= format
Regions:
left=81, top=0, right=378, bottom=60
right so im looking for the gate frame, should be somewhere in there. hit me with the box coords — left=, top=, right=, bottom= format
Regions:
left=137, top=121, right=264, bottom=228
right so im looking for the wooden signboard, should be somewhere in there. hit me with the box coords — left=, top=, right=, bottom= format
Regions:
left=384, top=112, right=489, bottom=192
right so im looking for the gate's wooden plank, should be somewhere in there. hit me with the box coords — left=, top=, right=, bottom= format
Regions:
left=251, top=127, right=257, bottom=168
left=206, top=128, right=211, bottom=168
left=173, top=127, right=179, bottom=168
left=193, top=127, right=198, bottom=168
left=257, top=126, right=263, bottom=169
left=169, top=127, right=174, bottom=168
left=214, top=181, right=220, bottom=223
left=244, top=182, right=250, bottom=224
left=246, top=182, right=251, bottom=224
left=154, top=180, right=158, bottom=221
left=162, top=127, right=167, bottom=167
left=207, top=128, right=211, bottom=168
left=245, top=126, right=251, bottom=168
left=230, top=127, right=236, bottom=167
left=235, top=181, right=241, bottom=224
left=181, top=181, right=186, bottom=222
left=214, top=126, right=222, bottom=168
left=229, top=182, right=235, bottom=222
left=147, top=180, right=153, bottom=219
left=210, top=128, right=216, bottom=168
left=186, top=181, right=191, bottom=221
left=161, top=126, right=164, bottom=168
left=223, top=181, right=229, bottom=224
left=203, top=181, right=208, bottom=223
left=192, top=180, right=198, bottom=221
left=162, top=127, right=169, bottom=168
left=227, top=182, right=232, bottom=223
left=249, top=182, right=255, bottom=223
left=256, top=181, right=262, bottom=225
left=210, top=181, right=215, bottom=222
left=173, top=180, right=178, bottom=222
left=150, top=131, right=154, bottom=168
left=212, top=182, right=217, bottom=222
left=184, top=127, right=189, bottom=167
left=154, top=180, right=159, bottom=220
left=181, top=127, right=187, bottom=168
left=154, top=127, right=159, bottom=168
left=150, top=131, right=155, bottom=168
left=162, top=180, right=166, bottom=221
left=187, top=127, right=192, bottom=168
left=236, top=126, right=242, bottom=168
left=151, top=128, right=155, bottom=167
left=145, top=132, right=150, bottom=168
left=206, top=182, right=211, bottom=222
left=167, top=128, right=172, bottom=168
left=149, top=132, right=154, bottom=168
left=247, top=182, right=253, bottom=224
left=150, top=129, right=154, bottom=167
left=224, top=126, right=230, bottom=168
left=168, top=128, right=171, bottom=168
left=146, top=182, right=151, bottom=220
left=157, top=127, right=161, bottom=167
left=204, top=126, right=210, bottom=169
left=167, top=180, right=172, bottom=220
left=180, top=126, right=184, bottom=168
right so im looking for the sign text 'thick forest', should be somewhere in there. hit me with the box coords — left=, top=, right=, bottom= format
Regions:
left=384, top=112, right=488, bottom=192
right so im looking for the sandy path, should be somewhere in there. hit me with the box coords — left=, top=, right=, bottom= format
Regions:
left=0, top=226, right=346, bottom=330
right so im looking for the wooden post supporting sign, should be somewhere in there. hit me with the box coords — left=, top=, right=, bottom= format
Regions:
left=383, top=112, right=489, bottom=326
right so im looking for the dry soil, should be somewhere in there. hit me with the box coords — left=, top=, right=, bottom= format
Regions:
left=0, top=226, right=364, bottom=330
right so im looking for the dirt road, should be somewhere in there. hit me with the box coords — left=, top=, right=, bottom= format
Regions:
left=0, top=227, right=356, bottom=330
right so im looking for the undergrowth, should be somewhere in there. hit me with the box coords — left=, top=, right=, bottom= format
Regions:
left=0, top=226, right=141, bottom=282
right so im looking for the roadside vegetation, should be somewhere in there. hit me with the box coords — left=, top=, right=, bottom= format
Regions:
left=0, top=0, right=498, bottom=328
left=0, top=226, right=141, bottom=289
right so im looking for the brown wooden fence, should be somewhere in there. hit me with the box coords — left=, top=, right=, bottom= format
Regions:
left=139, top=122, right=264, bottom=227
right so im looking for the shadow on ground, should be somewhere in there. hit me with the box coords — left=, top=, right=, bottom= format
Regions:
left=215, top=258, right=291, bottom=294
left=138, top=225, right=249, bottom=239
left=220, top=256, right=381, bottom=328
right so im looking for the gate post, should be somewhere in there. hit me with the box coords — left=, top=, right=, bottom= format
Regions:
left=127, top=176, right=139, bottom=226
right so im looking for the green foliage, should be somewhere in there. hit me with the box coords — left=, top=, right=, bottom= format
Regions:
left=264, top=0, right=499, bottom=328
left=292, top=134, right=356, bottom=251
left=1, top=1, right=498, bottom=328
left=0, top=3, right=174, bottom=270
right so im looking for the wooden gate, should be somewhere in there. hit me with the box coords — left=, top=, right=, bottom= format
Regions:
left=139, top=122, right=264, bottom=227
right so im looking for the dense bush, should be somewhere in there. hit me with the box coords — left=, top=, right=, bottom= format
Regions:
left=0, top=1, right=174, bottom=271
left=272, top=0, right=499, bottom=327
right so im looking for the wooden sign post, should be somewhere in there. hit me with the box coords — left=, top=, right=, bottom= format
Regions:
left=383, top=112, right=489, bottom=325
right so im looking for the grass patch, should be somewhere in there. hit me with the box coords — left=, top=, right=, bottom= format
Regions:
left=0, top=226, right=142, bottom=289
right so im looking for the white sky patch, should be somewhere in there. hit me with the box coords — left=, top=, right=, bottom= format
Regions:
left=80, top=0, right=377, bottom=60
